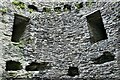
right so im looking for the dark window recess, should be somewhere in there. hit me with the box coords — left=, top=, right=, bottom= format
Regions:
left=11, top=14, right=30, bottom=42
left=86, top=10, right=108, bottom=43
left=63, top=4, right=71, bottom=11
left=54, top=7, right=61, bottom=12
left=92, top=51, right=115, bottom=64
left=6, top=60, right=22, bottom=71
left=42, top=7, right=51, bottom=12
left=25, top=62, right=50, bottom=71
left=67, top=67, right=79, bottom=77
left=28, top=5, right=38, bottom=11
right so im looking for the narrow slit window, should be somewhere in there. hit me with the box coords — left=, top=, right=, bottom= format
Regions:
left=86, top=10, right=108, bottom=43
left=11, top=14, right=30, bottom=42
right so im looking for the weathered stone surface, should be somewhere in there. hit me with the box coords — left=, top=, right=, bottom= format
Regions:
left=54, top=7, right=61, bottom=12
left=75, top=2, right=83, bottom=9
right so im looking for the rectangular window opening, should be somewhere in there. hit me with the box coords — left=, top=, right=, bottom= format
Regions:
left=86, top=10, right=108, bottom=43
left=11, top=14, right=30, bottom=42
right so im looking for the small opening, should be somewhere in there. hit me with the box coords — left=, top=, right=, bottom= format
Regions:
left=6, top=60, right=22, bottom=71
left=63, top=4, right=71, bottom=11
left=67, top=67, right=79, bottom=77
left=25, top=62, right=50, bottom=71
left=28, top=5, right=38, bottom=11
left=92, top=51, right=115, bottom=64
left=11, top=14, right=30, bottom=42
left=54, top=7, right=61, bottom=12
left=86, top=10, right=108, bottom=43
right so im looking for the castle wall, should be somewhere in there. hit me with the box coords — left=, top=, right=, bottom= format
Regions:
left=0, top=1, right=120, bottom=79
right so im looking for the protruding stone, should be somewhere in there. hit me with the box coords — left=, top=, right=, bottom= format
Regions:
left=11, top=14, right=30, bottom=42
left=92, top=51, right=115, bottom=64
left=6, top=60, right=22, bottom=71
left=67, top=67, right=79, bottom=77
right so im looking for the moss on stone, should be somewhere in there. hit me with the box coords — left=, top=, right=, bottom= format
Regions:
left=86, top=0, right=94, bottom=7
left=8, top=72, right=17, bottom=77
left=12, top=0, right=20, bottom=5
left=0, top=8, right=8, bottom=13
left=28, top=9, right=34, bottom=13
left=54, top=7, right=61, bottom=12
left=43, top=7, right=51, bottom=13
left=12, top=0, right=26, bottom=9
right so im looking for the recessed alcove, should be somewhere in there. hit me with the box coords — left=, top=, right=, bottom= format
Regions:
left=67, top=67, right=79, bottom=77
left=25, top=62, right=49, bottom=71
left=42, top=7, right=51, bottom=12
left=54, top=7, right=61, bottom=12
left=63, top=4, right=71, bottom=11
left=86, top=10, right=108, bottom=43
left=28, top=5, right=38, bottom=11
left=92, top=51, right=115, bottom=64
left=11, top=14, right=30, bottom=42
left=6, top=60, right=22, bottom=71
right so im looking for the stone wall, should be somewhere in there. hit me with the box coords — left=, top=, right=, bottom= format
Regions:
left=0, top=0, right=120, bottom=79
